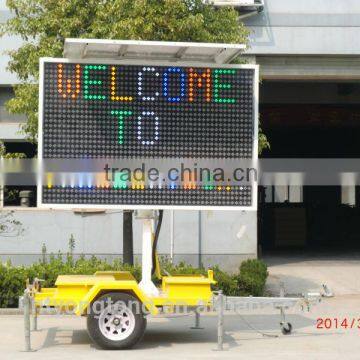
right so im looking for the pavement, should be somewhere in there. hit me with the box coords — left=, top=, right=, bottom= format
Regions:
left=1, top=294, right=360, bottom=360
left=264, top=252, right=360, bottom=296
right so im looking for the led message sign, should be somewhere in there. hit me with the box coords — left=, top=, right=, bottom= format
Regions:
left=39, top=59, right=257, bottom=209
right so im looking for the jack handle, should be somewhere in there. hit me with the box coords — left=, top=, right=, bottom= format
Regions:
left=25, top=278, right=45, bottom=296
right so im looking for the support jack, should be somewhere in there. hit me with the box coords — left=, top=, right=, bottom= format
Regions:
left=190, top=310, right=204, bottom=330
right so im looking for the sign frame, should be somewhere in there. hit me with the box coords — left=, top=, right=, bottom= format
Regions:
left=37, top=57, right=259, bottom=211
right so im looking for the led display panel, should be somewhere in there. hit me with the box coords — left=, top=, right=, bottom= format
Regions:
left=39, top=59, right=258, bottom=209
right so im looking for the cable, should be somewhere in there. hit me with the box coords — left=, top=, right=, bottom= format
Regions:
left=237, top=313, right=279, bottom=338
left=151, top=209, right=163, bottom=276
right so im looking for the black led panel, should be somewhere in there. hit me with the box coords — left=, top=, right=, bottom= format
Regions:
left=43, top=187, right=252, bottom=206
left=40, top=60, right=257, bottom=208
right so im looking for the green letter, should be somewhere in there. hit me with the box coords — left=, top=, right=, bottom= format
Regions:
left=110, top=110, right=132, bottom=144
left=213, top=69, right=236, bottom=104
left=83, top=64, right=107, bottom=100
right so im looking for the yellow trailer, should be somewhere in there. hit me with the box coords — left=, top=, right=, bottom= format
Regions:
left=26, top=209, right=217, bottom=350
left=33, top=268, right=216, bottom=349
left=28, top=209, right=320, bottom=351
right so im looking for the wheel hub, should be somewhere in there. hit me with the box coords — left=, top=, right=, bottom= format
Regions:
left=113, top=317, right=121, bottom=326
left=98, top=304, right=136, bottom=341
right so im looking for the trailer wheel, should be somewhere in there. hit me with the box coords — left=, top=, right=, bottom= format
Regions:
left=87, top=292, right=147, bottom=349
left=280, top=322, right=292, bottom=335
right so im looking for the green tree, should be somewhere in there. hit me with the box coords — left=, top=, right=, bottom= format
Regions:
left=1, top=0, right=268, bottom=262
left=2, top=0, right=249, bottom=142
left=0, top=140, right=25, bottom=159
left=258, top=120, right=270, bottom=155
left=2, top=0, right=269, bottom=152
left=0, top=141, right=26, bottom=205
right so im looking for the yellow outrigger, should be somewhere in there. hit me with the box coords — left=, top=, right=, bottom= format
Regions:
left=34, top=270, right=215, bottom=316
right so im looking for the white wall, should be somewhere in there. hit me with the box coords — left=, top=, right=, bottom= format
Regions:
left=0, top=209, right=257, bottom=271
left=244, top=0, right=360, bottom=55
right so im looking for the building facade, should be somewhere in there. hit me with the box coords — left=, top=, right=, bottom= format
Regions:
left=1, top=0, right=360, bottom=268
left=244, top=0, right=360, bottom=251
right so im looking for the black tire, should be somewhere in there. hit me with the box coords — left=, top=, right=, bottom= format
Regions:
left=280, top=322, right=292, bottom=335
left=87, top=292, right=147, bottom=349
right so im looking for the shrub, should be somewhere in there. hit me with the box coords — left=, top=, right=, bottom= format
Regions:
left=0, top=256, right=268, bottom=308
left=212, top=266, right=239, bottom=296
left=240, top=259, right=268, bottom=281
left=236, top=259, right=269, bottom=296
left=0, top=262, right=28, bottom=308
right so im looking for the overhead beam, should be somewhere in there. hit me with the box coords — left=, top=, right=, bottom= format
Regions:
left=63, top=38, right=246, bottom=64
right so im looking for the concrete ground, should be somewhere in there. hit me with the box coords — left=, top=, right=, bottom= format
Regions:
left=1, top=295, right=360, bottom=360
left=264, top=252, right=360, bottom=296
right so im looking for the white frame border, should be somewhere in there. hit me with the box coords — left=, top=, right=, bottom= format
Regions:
left=37, top=58, right=259, bottom=211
